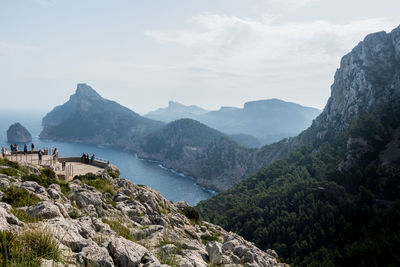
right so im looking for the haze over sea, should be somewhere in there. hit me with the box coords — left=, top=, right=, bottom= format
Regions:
left=0, top=109, right=214, bottom=206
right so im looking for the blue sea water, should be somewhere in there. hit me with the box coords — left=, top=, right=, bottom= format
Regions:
left=0, top=110, right=214, bottom=206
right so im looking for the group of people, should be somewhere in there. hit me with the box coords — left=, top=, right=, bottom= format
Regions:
left=1, top=143, right=45, bottom=163
left=81, top=153, right=96, bottom=165
left=8, top=143, right=35, bottom=154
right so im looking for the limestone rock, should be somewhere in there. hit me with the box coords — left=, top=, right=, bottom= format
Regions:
left=7, top=122, right=32, bottom=143
left=20, top=181, right=49, bottom=200
left=206, top=241, right=224, bottom=265
left=0, top=202, right=23, bottom=230
left=69, top=184, right=104, bottom=214
left=107, top=237, right=160, bottom=266
left=77, top=245, right=114, bottom=267
left=26, top=201, right=63, bottom=219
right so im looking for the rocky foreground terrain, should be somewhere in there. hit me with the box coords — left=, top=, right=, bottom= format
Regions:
left=0, top=159, right=284, bottom=267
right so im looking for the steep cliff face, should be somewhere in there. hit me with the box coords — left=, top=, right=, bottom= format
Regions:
left=254, top=24, right=400, bottom=170
left=40, top=84, right=163, bottom=147
left=299, top=25, right=400, bottom=143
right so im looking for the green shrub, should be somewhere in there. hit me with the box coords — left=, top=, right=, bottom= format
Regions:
left=0, top=168, right=19, bottom=177
left=22, top=174, right=55, bottom=188
left=22, top=170, right=70, bottom=196
left=2, top=187, right=40, bottom=207
left=182, top=206, right=201, bottom=223
left=102, top=219, right=134, bottom=241
left=68, top=208, right=81, bottom=219
left=74, top=173, right=99, bottom=181
left=75, top=174, right=115, bottom=195
left=41, top=168, right=56, bottom=179
left=200, top=232, right=220, bottom=245
left=59, top=182, right=71, bottom=196
left=107, top=170, right=119, bottom=179
left=0, top=158, right=20, bottom=169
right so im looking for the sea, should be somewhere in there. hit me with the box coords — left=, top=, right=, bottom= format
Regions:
left=0, top=110, right=214, bottom=206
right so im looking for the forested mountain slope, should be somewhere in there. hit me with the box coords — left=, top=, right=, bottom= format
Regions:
left=197, top=25, right=400, bottom=266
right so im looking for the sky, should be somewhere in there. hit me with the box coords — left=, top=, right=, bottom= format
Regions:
left=0, top=0, right=399, bottom=114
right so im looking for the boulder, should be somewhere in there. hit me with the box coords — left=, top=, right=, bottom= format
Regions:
left=42, top=218, right=95, bottom=252
left=0, top=202, right=23, bottom=230
left=26, top=201, right=63, bottom=219
left=20, top=181, right=48, bottom=200
left=7, top=122, right=32, bottom=143
left=108, top=237, right=160, bottom=266
left=69, top=185, right=103, bottom=212
left=206, top=241, right=224, bottom=265
left=77, top=245, right=114, bottom=267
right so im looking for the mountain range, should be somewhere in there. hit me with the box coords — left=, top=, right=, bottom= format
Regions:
left=145, top=99, right=321, bottom=145
left=40, top=84, right=320, bottom=191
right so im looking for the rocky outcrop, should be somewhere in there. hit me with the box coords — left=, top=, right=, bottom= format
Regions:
left=6, top=122, right=32, bottom=143
left=0, top=165, right=284, bottom=266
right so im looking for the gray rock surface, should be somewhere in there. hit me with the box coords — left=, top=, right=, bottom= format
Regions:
left=0, top=202, right=23, bottom=230
left=108, top=237, right=160, bottom=266
left=0, top=165, right=283, bottom=266
left=26, top=201, right=63, bottom=219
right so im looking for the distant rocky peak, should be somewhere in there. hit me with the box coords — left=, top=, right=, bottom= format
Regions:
left=74, top=83, right=102, bottom=100
left=168, top=101, right=185, bottom=108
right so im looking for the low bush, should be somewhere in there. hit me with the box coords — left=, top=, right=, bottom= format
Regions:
left=2, top=187, right=40, bottom=207
left=102, top=219, right=134, bottom=241
left=107, top=169, right=119, bottom=179
left=74, top=173, right=98, bottom=181
left=200, top=232, right=220, bottom=245
left=22, top=169, right=70, bottom=196
left=75, top=173, right=115, bottom=195
left=22, top=174, right=55, bottom=188
left=0, top=158, right=20, bottom=169
left=182, top=206, right=201, bottom=224
left=0, top=168, right=19, bottom=177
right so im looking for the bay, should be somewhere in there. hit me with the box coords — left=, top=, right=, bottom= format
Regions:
left=0, top=110, right=214, bottom=206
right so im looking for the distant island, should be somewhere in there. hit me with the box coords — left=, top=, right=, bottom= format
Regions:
left=7, top=122, right=32, bottom=143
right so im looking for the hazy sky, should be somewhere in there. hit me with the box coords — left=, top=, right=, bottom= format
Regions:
left=1, top=0, right=399, bottom=114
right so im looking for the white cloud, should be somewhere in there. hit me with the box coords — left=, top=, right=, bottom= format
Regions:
left=146, top=15, right=398, bottom=80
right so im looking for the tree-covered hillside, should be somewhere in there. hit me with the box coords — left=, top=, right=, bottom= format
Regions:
left=196, top=102, right=400, bottom=266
